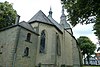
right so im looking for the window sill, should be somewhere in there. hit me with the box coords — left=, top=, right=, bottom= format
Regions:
left=25, top=40, right=32, bottom=43
left=22, top=55, right=30, bottom=58
left=39, top=51, right=46, bottom=54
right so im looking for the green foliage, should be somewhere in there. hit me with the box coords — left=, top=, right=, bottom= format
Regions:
left=0, top=1, right=17, bottom=28
left=61, top=0, right=100, bottom=39
left=61, top=0, right=100, bottom=26
left=77, top=36, right=96, bottom=55
left=77, top=36, right=96, bottom=64
left=93, top=15, right=100, bottom=40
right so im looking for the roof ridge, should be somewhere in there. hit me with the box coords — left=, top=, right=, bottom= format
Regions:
left=28, top=10, right=54, bottom=25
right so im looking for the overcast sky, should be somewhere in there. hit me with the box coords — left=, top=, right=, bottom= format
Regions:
left=1, top=0, right=99, bottom=48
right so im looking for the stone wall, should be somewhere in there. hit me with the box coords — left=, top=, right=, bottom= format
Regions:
left=0, top=22, right=81, bottom=67
left=31, top=22, right=81, bottom=67
left=64, top=31, right=73, bottom=66
left=31, top=22, right=64, bottom=66
left=72, top=37, right=80, bottom=67
left=14, top=27, right=38, bottom=67
left=0, top=27, right=18, bottom=67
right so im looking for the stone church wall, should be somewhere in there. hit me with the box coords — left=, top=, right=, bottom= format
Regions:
left=72, top=38, right=80, bottom=67
left=0, top=27, right=19, bottom=67
left=33, top=22, right=63, bottom=66
left=14, top=28, right=38, bottom=67
left=0, top=23, right=80, bottom=67
left=64, top=31, right=73, bottom=66
left=31, top=22, right=79, bottom=67
left=36, top=23, right=56, bottom=65
left=31, top=22, right=39, bottom=33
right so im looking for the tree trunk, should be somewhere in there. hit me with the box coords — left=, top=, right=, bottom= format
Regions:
left=87, top=55, right=90, bottom=65
left=83, top=55, right=86, bottom=65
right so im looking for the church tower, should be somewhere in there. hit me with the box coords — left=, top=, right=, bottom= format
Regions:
left=60, top=6, right=72, bottom=34
left=48, top=7, right=52, bottom=18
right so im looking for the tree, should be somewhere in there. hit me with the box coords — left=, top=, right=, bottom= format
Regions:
left=0, top=1, right=17, bottom=29
left=61, top=0, right=100, bottom=26
left=93, top=19, right=100, bottom=40
left=61, top=0, right=100, bottom=39
left=77, top=36, right=96, bottom=65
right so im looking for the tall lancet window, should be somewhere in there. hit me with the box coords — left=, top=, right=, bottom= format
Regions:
left=56, top=33, right=61, bottom=56
left=26, top=33, right=31, bottom=42
left=24, top=47, right=29, bottom=56
left=40, top=30, right=46, bottom=53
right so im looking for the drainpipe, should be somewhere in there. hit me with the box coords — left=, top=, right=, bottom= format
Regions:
left=12, top=15, right=21, bottom=67
left=12, top=27, right=21, bottom=67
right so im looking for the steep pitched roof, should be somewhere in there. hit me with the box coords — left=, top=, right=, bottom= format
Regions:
left=28, top=10, right=53, bottom=25
left=0, top=22, right=38, bottom=35
left=48, top=16, right=62, bottom=32
left=19, top=21, right=34, bottom=32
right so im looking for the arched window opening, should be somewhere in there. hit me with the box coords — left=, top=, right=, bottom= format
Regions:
left=40, top=30, right=46, bottom=53
left=56, top=33, right=61, bottom=56
left=38, top=63, right=41, bottom=67
left=24, top=47, right=29, bottom=56
left=26, top=33, right=31, bottom=42
left=0, top=46, right=3, bottom=54
left=61, top=64, right=66, bottom=67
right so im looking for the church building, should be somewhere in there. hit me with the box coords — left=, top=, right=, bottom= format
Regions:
left=0, top=7, right=81, bottom=67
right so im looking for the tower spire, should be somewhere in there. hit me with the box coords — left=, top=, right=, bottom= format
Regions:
left=60, top=5, right=66, bottom=23
left=60, top=5, right=71, bottom=29
left=48, top=7, right=52, bottom=17
left=62, top=6, right=65, bottom=15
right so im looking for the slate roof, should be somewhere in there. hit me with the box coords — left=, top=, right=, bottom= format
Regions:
left=48, top=16, right=62, bottom=32
left=28, top=10, right=63, bottom=33
left=63, top=21, right=71, bottom=29
left=28, top=10, right=53, bottom=25
left=0, top=21, right=38, bottom=35
left=19, top=21, right=35, bottom=32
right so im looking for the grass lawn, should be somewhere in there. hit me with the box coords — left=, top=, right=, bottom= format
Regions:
left=82, top=66, right=100, bottom=67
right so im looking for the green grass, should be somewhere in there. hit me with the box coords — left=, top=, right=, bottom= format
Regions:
left=82, top=66, right=100, bottom=67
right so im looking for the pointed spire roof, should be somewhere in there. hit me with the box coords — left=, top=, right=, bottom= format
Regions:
left=60, top=6, right=71, bottom=29
left=28, top=10, right=53, bottom=25
left=48, top=7, right=63, bottom=32
left=61, top=6, right=66, bottom=17
left=48, top=7, right=53, bottom=17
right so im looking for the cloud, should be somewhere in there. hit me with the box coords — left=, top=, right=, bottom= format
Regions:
left=72, top=23, right=98, bottom=44
left=73, top=24, right=93, bottom=34
left=1, top=0, right=62, bottom=22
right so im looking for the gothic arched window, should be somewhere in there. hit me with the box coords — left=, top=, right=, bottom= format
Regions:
left=40, top=30, right=46, bottom=53
left=26, top=33, right=31, bottom=42
left=56, top=33, right=61, bottom=56
left=0, top=46, right=3, bottom=54
left=61, top=64, right=66, bottom=67
left=24, top=47, right=29, bottom=56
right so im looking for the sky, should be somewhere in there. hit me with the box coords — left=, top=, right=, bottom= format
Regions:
left=1, top=0, right=99, bottom=48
